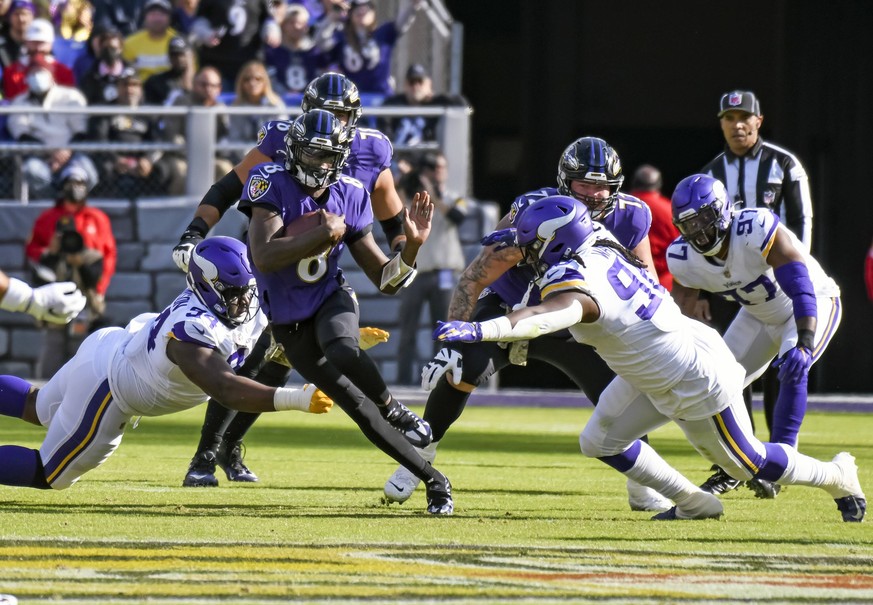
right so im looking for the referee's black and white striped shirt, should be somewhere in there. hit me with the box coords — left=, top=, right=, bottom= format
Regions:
left=702, top=137, right=813, bottom=248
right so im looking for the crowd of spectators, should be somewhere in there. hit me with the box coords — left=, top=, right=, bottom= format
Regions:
left=0, top=0, right=456, bottom=199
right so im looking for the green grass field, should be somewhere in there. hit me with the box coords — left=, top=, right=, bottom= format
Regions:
left=1, top=404, right=872, bottom=603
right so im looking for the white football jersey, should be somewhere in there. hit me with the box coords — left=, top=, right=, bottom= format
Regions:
left=667, top=208, right=839, bottom=325
left=538, top=245, right=744, bottom=420
left=108, top=289, right=268, bottom=417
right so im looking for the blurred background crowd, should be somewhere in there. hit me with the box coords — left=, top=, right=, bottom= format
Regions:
left=0, top=0, right=871, bottom=394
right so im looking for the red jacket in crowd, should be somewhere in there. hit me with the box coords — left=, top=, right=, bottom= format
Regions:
left=25, top=202, right=117, bottom=295
left=3, top=55, right=76, bottom=100
left=631, top=189, right=680, bottom=291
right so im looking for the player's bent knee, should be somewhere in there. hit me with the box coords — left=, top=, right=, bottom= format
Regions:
left=323, top=338, right=360, bottom=372
left=579, top=429, right=608, bottom=459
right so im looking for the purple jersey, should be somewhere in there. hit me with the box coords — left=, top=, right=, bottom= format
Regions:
left=489, top=187, right=653, bottom=307
left=254, top=121, right=392, bottom=192
left=264, top=45, right=327, bottom=93
left=329, top=22, right=398, bottom=94
left=238, top=163, right=373, bottom=324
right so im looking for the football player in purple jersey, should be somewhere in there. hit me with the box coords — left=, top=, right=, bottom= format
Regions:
left=173, top=72, right=408, bottom=487
left=384, top=137, right=671, bottom=513
left=238, top=109, right=453, bottom=514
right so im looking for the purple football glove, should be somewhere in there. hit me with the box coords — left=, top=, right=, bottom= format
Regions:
left=480, top=227, right=517, bottom=249
left=773, top=346, right=812, bottom=384
left=433, top=320, right=483, bottom=343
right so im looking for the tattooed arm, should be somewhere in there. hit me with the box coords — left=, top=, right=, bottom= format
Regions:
left=447, top=214, right=522, bottom=321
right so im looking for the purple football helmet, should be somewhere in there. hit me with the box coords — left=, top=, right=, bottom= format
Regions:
left=187, top=236, right=258, bottom=326
left=557, top=137, right=624, bottom=220
left=671, top=174, right=732, bottom=256
left=515, top=195, right=596, bottom=276
left=284, top=109, right=351, bottom=189
left=301, top=72, right=363, bottom=138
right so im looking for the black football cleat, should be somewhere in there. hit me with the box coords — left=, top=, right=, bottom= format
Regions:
left=217, top=442, right=258, bottom=483
left=381, top=399, right=433, bottom=448
left=425, top=472, right=454, bottom=515
left=182, top=450, right=219, bottom=487
left=747, top=477, right=781, bottom=499
left=700, top=465, right=741, bottom=495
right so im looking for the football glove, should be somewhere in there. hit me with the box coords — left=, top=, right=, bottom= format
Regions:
left=274, top=383, right=334, bottom=413
left=307, top=385, right=334, bottom=414
left=359, top=326, right=389, bottom=350
left=480, top=227, right=517, bottom=250
left=1, top=278, right=86, bottom=325
left=421, top=347, right=463, bottom=391
left=773, top=346, right=812, bottom=384
left=172, top=228, right=205, bottom=273
left=433, top=320, right=482, bottom=343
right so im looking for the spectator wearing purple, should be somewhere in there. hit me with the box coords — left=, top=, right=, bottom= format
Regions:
left=316, top=0, right=425, bottom=95
left=264, top=3, right=326, bottom=94
left=172, top=0, right=200, bottom=34
left=0, top=0, right=37, bottom=71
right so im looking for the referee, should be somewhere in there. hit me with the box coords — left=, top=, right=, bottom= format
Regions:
left=696, top=90, right=814, bottom=498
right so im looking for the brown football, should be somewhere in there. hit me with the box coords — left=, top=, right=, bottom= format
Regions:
left=282, top=211, right=331, bottom=255
left=283, top=210, right=323, bottom=236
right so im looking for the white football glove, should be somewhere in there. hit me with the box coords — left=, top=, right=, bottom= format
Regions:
left=172, top=241, right=197, bottom=273
left=421, top=347, right=463, bottom=391
left=0, top=278, right=86, bottom=325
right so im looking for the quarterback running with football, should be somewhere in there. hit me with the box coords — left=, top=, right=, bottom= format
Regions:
left=173, top=72, right=411, bottom=487
left=239, top=108, right=453, bottom=514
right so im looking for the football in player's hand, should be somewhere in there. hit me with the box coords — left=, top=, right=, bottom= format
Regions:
left=282, top=211, right=332, bottom=255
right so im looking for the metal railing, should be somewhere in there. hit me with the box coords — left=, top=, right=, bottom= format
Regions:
left=0, top=103, right=472, bottom=202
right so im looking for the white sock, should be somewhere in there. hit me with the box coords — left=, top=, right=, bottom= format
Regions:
left=623, top=440, right=699, bottom=503
left=773, top=443, right=843, bottom=494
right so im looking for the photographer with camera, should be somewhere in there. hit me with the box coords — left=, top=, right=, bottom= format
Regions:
left=25, top=164, right=117, bottom=378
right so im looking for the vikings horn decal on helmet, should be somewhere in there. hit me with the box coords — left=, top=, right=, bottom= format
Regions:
left=284, top=109, right=351, bottom=189
left=557, top=137, right=624, bottom=220
left=514, top=195, right=596, bottom=276
left=301, top=72, right=363, bottom=137
left=671, top=174, right=733, bottom=256
left=187, top=236, right=259, bottom=326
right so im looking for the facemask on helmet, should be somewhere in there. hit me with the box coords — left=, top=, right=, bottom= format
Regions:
left=284, top=109, right=350, bottom=189
left=186, top=236, right=259, bottom=326
left=515, top=195, right=596, bottom=277
left=671, top=174, right=733, bottom=256
left=301, top=72, right=363, bottom=138
left=63, top=179, right=88, bottom=202
left=557, top=137, right=624, bottom=221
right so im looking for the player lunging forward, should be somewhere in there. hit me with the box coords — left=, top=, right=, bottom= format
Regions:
left=0, top=237, right=332, bottom=490
left=435, top=195, right=864, bottom=522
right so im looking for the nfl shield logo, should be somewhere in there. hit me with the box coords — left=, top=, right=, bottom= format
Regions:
left=729, top=93, right=743, bottom=107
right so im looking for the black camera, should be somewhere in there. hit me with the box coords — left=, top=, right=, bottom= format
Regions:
left=56, top=216, right=85, bottom=254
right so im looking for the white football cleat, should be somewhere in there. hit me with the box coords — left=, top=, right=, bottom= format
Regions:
left=626, top=479, right=673, bottom=512
left=652, top=490, right=724, bottom=520
left=383, top=441, right=438, bottom=504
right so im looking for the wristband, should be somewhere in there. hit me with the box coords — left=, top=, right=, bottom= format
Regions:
left=380, top=253, right=416, bottom=290
left=0, top=277, right=34, bottom=314
left=184, top=216, right=210, bottom=239
left=273, top=386, right=311, bottom=411
left=797, top=328, right=815, bottom=351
